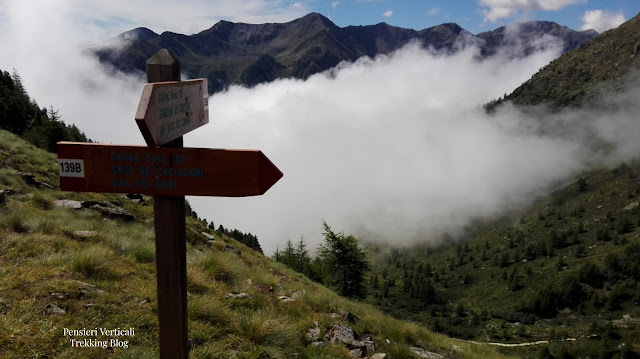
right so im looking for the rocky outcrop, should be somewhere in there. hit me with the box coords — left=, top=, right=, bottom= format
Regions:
left=15, top=171, right=54, bottom=189
left=410, top=347, right=444, bottom=359
left=54, top=200, right=134, bottom=221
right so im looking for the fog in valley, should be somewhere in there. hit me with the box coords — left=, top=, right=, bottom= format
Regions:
left=2, top=1, right=640, bottom=255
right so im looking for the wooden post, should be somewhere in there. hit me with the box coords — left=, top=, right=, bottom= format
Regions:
left=147, top=49, right=189, bottom=359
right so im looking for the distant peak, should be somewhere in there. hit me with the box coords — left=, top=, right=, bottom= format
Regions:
left=302, top=12, right=328, bottom=20
left=439, top=23, right=463, bottom=32
left=295, top=12, right=336, bottom=27
left=117, top=27, right=158, bottom=42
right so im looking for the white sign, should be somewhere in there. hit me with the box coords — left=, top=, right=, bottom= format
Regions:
left=135, top=79, right=209, bottom=146
left=58, top=159, right=85, bottom=178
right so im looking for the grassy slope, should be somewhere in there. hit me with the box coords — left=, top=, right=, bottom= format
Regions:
left=0, top=130, right=512, bottom=358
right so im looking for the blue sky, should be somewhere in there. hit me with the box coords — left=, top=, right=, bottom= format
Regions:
left=325, top=0, right=637, bottom=34
left=1, top=0, right=633, bottom=42
left=65, top=0, right=639, bottom=40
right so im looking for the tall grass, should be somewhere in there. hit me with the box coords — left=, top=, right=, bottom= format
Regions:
left=67, top=246, right=115, bottom=279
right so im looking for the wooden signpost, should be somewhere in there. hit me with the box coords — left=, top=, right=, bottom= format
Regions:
left=56, top=49, right=282, bottom=358
left=135, top=78, right=209, bottom=146
left=58, top=143, right=283, bottom=197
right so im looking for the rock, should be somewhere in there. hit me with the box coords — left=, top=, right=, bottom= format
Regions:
left=49, top=292, right=70, bottom=299
left=410, top=347, right=444, bottom=359
left=15, top=171, right=54, bottom=189
left=559, top=307, right=572, bottom=315
left=452, top=345, right=463, bottom=353
left=224, top=244, right=241, bottom=255
left=123, top=193, right=145, bottom=205
left=201, top=232, right=215, bottom=240
left=370, top=354, right=389, bottom=359
left=307, top=321, right=321, bottom=339
left=349, top=349, right=363, bottom=357
left=246, top=279, right=253, bottom=285
left=326, top=325, right=357, bottom=347
left=86, top=203, right=134, bottom=221
left=54, top=199, right=82, bottom=209
left=292, top=290, right=306, bottom=299
left=277, top=295, right=295, bottom=303
left=330, top=313, right=342, bottom=319
left=311, top=341, right=326, bottom=348
left=308, top=327, right=321, bottom=339
left=225, top=293, right=252, bottom=300
left=361, top=339, right=375, bottom=354
left=254, top=283, right=274, bottom=294
left=343, top=312, right=361, bottom=323
left=75, top=281, right=105, bottom=296
left=72, top=231, right=97, bottom=240
left=206, top=240, right=216, bottom=246
left=43, top=303, right=65, bottom=316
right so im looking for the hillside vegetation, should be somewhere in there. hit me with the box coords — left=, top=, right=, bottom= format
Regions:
left=364, top=161, right=640, bottom=358
left=0, top=68, right=89, bottom=152
left=487, top=12, right=640, bottom=110
left=0, top=129, right=512, bottom=358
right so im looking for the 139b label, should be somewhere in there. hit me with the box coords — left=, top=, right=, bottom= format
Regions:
left=58, top=159, right=85, bottom=178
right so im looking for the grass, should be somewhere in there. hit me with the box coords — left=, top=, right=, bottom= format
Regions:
left=0, top=130, right=514, bottom=358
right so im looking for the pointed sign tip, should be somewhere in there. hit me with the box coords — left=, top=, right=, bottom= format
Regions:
left=147, top=49, right=179, bottom=66
left=259, top=152, right=283, bottom=195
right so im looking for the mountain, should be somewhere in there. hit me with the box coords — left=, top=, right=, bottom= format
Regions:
left=488, top=12, right=640, bottom=109
left=91, top=13, right=597, bottom=94
left=0, top=128, right=512, bottom=358
left=476, top=21, right=598, bottom=57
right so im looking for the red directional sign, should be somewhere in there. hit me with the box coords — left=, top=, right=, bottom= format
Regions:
left=135, top=79, right=209, bottom=146
left=57, top=142, right=282, bottom=197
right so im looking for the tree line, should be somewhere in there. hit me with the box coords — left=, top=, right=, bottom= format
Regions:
left=273, top=221, right=369, bottom=299
left=0, top=68, right=89, bottom=152
left=185, top=199, right=263, bottom=253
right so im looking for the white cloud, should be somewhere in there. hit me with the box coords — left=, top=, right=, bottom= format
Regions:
left=383, top=10, right=393, bottom=18
left=428, top=6, right=440, bottom=16
left=479, top=0, right=585, bottom=22
left=580, top=9, right=625, bottom=33
left=332, top=1, right=339, bottom=9
left=3, top=0, right=640, bottom=258
left=59, top=0, right=309, bottom=40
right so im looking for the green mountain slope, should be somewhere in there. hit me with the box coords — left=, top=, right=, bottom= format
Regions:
left=0, top=129, right=512, bottom=358
left=365, top=161, right=640, bottom=358
left=356, top=13, right=640, bottom=359
left=489, top=12, right=640, bottom=109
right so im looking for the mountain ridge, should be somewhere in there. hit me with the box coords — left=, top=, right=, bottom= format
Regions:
left=92, top=12, right=598, bottom=94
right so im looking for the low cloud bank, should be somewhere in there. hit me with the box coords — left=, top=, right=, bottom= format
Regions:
left=2, top=1, right=638, bottom=255
left=187, top=41, right=640, bottom=254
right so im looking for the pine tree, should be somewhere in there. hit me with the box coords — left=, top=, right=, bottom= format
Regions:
left=317, top=221, right=369, bottom=298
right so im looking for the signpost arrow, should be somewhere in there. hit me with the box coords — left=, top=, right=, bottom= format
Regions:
left=135, top=78, right=209, bottom=146
left=57, top=142, right=283, bottom=197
